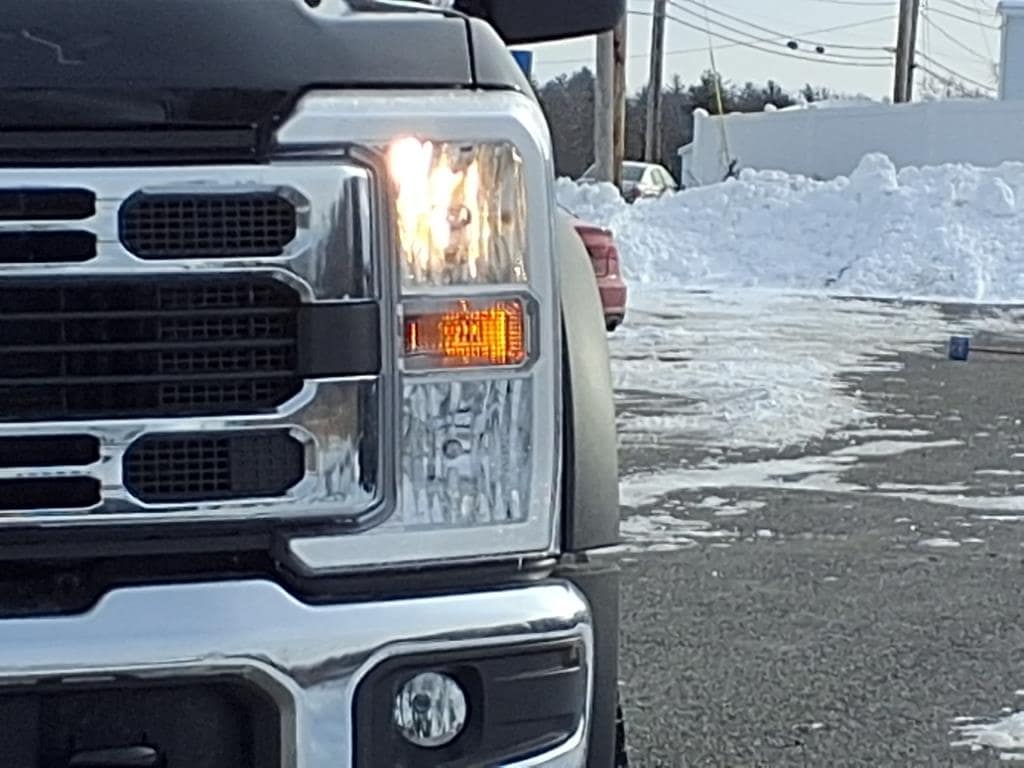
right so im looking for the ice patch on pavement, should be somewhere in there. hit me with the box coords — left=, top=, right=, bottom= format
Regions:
left=697, top=496, right=766, bottom=518
left=952, top=711, right=1024, bottom=761
left=558, top=155, right=1024, bottom=303
left=612, top=289, right=955, bottom=451
left=619, top=439, right=962, bottom=509
left=919, top=537, right=961, bottom=549
left=836, top=439, right=964, bottom=458
left=612, top=288, right=1023, bottom=453
left=606, top=513, right=739, bottom=553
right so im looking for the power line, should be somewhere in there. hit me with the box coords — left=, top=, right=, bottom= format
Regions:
left=935, top=0, right=994, bottom=15
left=634, top=8, right=893, bottom=67
left=533, top=13, right=897, bottom=67
left=789, top=0, right=893, bottom=6
left=921, top=12, right=995, bottom=63
left=965, top=0, right=997, bottom=64
left=927, top=5, right=1001, bottom=28
left=669, top=0, right=894, bottom=51
left=915, top=50, right=999, bottom=89
left=659, top=4, right=894, bottom=62
left=917, top=63, right=997, bottom=93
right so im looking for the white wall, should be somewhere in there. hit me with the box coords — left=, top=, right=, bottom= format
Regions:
left=1001, top=2, right=1024, bottom=99
left=682, top=99, right=1024, bottom=187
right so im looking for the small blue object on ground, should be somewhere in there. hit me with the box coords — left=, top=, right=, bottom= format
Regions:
left=949, top=335, right=971, bottom=361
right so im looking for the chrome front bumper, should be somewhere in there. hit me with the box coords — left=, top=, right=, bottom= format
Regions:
left=0, top=579, right=593, bottom=767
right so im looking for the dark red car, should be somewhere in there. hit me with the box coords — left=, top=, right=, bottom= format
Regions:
left=565, top=210, right=628, bottom=331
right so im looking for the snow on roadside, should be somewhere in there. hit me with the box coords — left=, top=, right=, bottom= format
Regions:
left=557, top=154, right=1024, bottom=302
left=952, top=711, right=1024, bottom=761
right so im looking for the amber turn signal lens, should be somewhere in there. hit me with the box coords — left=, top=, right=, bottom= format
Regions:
left=404, top=299, right=527, bottom=369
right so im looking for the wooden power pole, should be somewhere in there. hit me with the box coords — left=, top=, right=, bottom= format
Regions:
left=612, top=13, right=628, bottom=187
left=906, top=0, right=922, bottom=101
left=644, top=0, right=667, bottom=162
left=894, top=0, right=921, bottom=102
left=594, top=30, right=615, bottom=182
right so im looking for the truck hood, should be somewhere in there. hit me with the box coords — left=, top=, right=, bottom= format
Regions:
left=0, top=0, right=529, bottom=161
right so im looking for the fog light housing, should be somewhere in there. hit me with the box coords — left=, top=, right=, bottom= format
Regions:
left=393, top=672, right=468, bottom=748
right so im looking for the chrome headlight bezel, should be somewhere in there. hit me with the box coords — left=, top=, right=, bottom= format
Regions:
left=277, top=89, right=563, bottom=572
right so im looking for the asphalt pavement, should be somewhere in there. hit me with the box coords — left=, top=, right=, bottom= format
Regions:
left=612, top=301, right=1024, bottom=767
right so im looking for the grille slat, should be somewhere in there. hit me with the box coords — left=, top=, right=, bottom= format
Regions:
left=0, top=306, right=295, bottom=322
left=0, top=277, right=302, bottom=422
left=0, top=371, right=296, bottom=386
left=120, top=192, right=298, bottom=259
left=0, top=338, right=295, bottom=354
left=0, top=478, right=100, bottom=511
left=0, top=435, right=99, bottom=467
left=0, top=189, right=95, bottom=221
left=0, top=231, right=97, bottom=264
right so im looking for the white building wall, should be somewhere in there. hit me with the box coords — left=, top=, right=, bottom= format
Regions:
left=1000, top=1, right=1024, bottom=99
left=681, top=99, right=1024, bottom=187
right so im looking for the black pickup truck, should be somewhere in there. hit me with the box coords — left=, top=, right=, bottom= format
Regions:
left=0, top=1, right=625, bottom=766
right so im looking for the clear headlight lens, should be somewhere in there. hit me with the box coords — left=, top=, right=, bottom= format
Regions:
left=400, top=379, right=532, bottom=527
left=387, top=139, right=528, bottom=287
left=279, top=90, right=560, bottom=571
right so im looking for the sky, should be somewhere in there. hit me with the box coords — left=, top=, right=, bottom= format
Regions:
left=522, top=0, right=1002, bottom=100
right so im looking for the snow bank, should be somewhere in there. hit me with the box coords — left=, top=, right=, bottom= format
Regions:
left=557, top=154, right=1024, bottom=302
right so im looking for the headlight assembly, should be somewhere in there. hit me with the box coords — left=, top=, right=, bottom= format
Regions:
left=278, top=90, right=563, bottom=571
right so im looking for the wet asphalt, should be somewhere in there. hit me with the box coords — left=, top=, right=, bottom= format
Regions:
left=612, top=302, right=1024, bottom=767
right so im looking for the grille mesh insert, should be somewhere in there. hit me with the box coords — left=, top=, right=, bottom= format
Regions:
left=120, top=192, right=298, bottom=259
left=124, top=430, right=305, bottom=502
left=0, top=276, right=302, bottom=422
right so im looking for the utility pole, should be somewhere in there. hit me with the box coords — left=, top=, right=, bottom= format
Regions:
left=644, top=0, right=667, bottom=162
left=594, top=30, right=615, bottom=182
left=612, top=13, right=628, bottom=188
left=894, top=0, right=921, bottom=102
left=906, top=0, right=922, bottom=101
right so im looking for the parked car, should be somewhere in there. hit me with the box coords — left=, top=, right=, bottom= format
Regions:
left=580, top=160, right=678, bottom=202
left=563, top=207, right=628, bottom=331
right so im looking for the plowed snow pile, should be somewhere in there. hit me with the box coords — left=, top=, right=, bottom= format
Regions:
left=556, top=154, right=1024, bottom=301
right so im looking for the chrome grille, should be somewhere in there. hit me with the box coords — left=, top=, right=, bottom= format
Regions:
left=0, top=163, right=384, bottom=523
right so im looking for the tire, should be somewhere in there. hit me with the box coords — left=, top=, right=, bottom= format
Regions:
left=615, top=688, right=630, bottom=768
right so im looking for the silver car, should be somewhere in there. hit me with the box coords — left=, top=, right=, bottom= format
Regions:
left=581, top=160, right=679, bottom=202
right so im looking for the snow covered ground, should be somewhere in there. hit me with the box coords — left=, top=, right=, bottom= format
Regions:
left=611, top=289, right=948, bottom=452
left=587, top=155, right=1024, bottom=763
left=592, top=156, right=1024, bottom=530
left=566, top=154, right=1024, bottom=510
left=559, top=154, right=1024, bottom=302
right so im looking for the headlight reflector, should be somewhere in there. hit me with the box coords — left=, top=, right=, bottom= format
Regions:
left=387, top=138, right=528, bottom=288
left=400, top=378, right=532, bottom=527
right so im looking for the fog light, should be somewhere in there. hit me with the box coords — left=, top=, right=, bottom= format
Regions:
left=393, top=672, right=468, bottom=748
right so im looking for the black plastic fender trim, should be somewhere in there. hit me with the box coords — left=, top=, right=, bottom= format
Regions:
left=555, top=209, right=621, bottom=553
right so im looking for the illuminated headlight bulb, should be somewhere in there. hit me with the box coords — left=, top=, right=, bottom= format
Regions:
left=393, top=672, right=468, bottom=748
